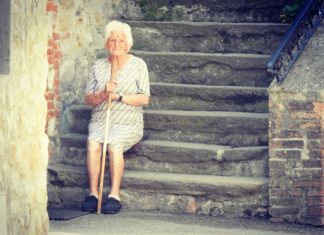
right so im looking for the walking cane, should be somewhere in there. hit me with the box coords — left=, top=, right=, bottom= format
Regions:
left=97, top=60, right=117, bottom=214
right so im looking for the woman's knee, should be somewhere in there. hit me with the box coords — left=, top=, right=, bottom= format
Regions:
left=107, top=145, right=123, bottom=158
left=87, top=140, right=102, bottom=157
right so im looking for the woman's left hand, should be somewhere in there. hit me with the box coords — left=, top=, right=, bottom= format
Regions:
left=106, top=80, right=118, bottom=93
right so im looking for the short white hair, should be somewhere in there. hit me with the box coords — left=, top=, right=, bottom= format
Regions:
left=104, top=20, right=133, bottom=51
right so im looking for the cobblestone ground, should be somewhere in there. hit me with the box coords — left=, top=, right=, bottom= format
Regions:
left=50, top=211, right=324, bottom=235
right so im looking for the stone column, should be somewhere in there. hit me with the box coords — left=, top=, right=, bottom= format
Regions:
left=0, top=0, right=49, bottom=234
left=269, top=23, right=324, bottom=226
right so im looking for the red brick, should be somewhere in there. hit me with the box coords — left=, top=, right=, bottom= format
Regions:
left=313, top=102, right=324, bottom=116
left=271, top=139, right=304, bottom=149
left=54, top=69, right=59, bottom=78
left=307, top=140, right=321, bottom=149
left=48, top=57, right=55, bottom=64
left=304, top=216, right=324, bottom=226
left=53, top=51, right=63, bottom=59
left=272, top=149, right=302, bottom=159
left=54, top=87, right=60, bottom=96
left=307, top=197, right=324, bottom=206
left=270, top=196, right=302, bottom=206
left=307, top=206, right=324, bottom=216
left=272, top=129, right=303, bottom=139
left=270, top=188, right=302, bottom=197
left=290, top=111, right=318, bottom=120
left=307, top=129, right=322, bottom=139
left=44, top=90, right=54, bottom=100
left=47, top=110, right=55, bottom=116
left=288, top=101, right=314, bottom=112
left=47, top=102, right=55, bottom=110
left=307, top=189, right=324, bottom=197
left=309, top=149, right=322, bottom=159
left=54, top=109, right=61, bottom=118
left=47, top=48, right=53, bottom=56
left=46, top=2, right=57, bottom=12
left=52, top=42, right=60, bottom=50
left=53, top=79, right=59, bottom=86
left=302, top=159, right=321, bottom=168
left=269, top=206, right=300, bottom=216
left=48, top=38, right=54, bottom=46
left=52, top=32, right=60, bottom=40
left=53, top=60, right=60, bottom=69
left=61, top=32, right=71, bottom=39
left=293, top=180, right=321, bottom=188
left=301, top=121, right=320, bottom=130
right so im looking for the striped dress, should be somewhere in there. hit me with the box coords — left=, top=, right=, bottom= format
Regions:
left=85, top=54, right=150, bottom=152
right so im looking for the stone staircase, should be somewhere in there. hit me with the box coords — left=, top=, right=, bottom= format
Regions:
left=48, top=0, right=287, bottom=218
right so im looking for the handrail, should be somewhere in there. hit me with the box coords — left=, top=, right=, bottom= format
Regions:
left=267, top=0, right=324, bottom=83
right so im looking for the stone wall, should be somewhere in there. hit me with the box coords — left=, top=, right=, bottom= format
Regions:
left=0, top=0, right=49, bottom=234
left=45, top=0, right=114, bottom=162
left=269, top=22, right=324, bottom=226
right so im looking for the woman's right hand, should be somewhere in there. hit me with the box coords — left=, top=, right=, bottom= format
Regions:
left=106, top=80, right=118, bottom=93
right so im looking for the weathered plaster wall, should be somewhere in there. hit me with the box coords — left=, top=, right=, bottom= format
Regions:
left=269, top=22, right=324, bottom=226
left=0, top=0, right=49, bottom=234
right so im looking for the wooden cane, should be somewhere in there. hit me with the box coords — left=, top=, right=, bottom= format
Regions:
left=97, top=60, right=117, bottom=214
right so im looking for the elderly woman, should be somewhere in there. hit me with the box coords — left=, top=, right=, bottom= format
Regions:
left=81, top=20, right=150, bottom=214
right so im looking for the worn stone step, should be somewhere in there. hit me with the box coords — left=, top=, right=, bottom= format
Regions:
left=48, top=164, right=268, bottom=217
left=149, top=82, right=268, bottom=112
left=144, top=110, right=268, bottom=146
left=63, top=105, right=268, bottom=146
left=130, top=50, right=272, bottom=87
left=129, top=21, right=287, bottom=54
left=114, top=0, right=284, bottom=23
left=59, top=135, right=269, bottom=177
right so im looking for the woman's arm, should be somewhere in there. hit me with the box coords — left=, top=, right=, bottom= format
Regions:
left=119, top=94, right=149, bottom=107
left=84, top=90, right=108, bottom=106
left=85, top=80, right=119, bottom=106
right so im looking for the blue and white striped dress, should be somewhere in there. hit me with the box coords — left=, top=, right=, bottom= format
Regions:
left=85, top=54, right=150, bottom=152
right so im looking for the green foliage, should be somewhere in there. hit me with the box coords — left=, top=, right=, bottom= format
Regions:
left=281, top=0, right=306, bottom=22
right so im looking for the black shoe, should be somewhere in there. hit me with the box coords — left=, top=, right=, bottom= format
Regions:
left=81, top=195, right=98, bottom=213
left=102, top=197, right=122, bottom=214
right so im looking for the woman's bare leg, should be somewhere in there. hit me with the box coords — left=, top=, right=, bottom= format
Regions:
left=86, top=140, right=102, bottom=197
left=107, top=146, right=124, bottom=200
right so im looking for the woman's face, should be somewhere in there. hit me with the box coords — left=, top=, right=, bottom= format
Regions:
left=105, top=31, right=128, bottom=56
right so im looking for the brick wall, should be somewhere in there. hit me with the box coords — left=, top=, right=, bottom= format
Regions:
left=46, top=0, right=61, bottom=133
left=268, top=23, right=324, bottom=226
left=269, top=90, right=323, bottom=225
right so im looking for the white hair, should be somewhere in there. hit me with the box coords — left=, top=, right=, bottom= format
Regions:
left=104, top=20, right=133, bottom=51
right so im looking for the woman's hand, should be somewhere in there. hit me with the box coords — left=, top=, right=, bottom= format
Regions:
left=94, top=90, right=108, bottom=100
left=106, top=80, right=118, bottom=93
left=85, top=90, right=108, bottom=106
left=110, top=93, right=120, bottom=101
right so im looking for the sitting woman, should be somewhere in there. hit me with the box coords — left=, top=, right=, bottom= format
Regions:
left=81, top=20, right=150, bottom=214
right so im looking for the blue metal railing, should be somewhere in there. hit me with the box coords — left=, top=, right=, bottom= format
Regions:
left=267, top=0, right=324, bottom=83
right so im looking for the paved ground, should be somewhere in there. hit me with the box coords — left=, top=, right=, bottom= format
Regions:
left=50, top=211, right=324, bottom=235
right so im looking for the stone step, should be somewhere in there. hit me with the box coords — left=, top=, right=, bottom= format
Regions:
left=64, top=105, right=268, bottom=146
left=59, top=135, right=269, bottom=177
left=144, top=110, right=268, bottom=146
left=48, top=164, right=269, bottom=217
left=129, top=21, right=287, bottom=54
left=130, top=50, right=272, bottom=87
left=114, top=0, right=284, bottom=23
left=149, top=82, right=268, bottom=113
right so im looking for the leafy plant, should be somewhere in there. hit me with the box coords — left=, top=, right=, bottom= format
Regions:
left=281, top=0, right=306, bottom=22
